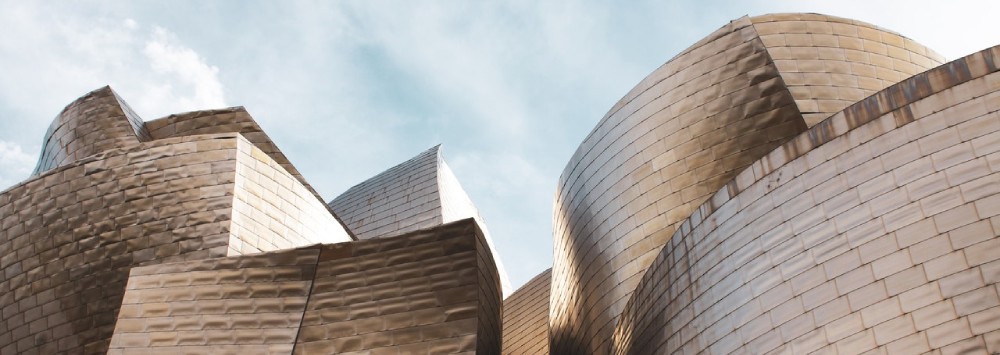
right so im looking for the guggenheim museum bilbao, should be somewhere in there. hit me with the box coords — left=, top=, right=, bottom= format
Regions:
left=0, top=12, right=998, bottom=355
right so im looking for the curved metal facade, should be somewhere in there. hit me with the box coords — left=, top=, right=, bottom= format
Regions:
left=32, top=86, right=150, bottom=175
left=612, top=45, right=1000, bottom=354
left=753, top=13, right=944, bottom=126
left=502, top=269, right=551, bottom=355
left=550, top=14, right=944, bottom=354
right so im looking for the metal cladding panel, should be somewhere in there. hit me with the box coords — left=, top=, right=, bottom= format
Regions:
left=108, top=248, right=321, bottom=355
left=330, top=146, right=513, bottom=296
left=32, top=86, right=151, bottom=175
left=0, top=134, right=240, bottom=354
left=107, top=219, right=502, bottom=355
left=750, top=13, right=946, bottom=127
left=291, top=218, right=500, bottom=354
left=550, top=16, right=808, bottom=354
left=502, top=269, right=551, bottom=355
left=550, top=13, right=948, bottom=354
left=612, top=46, right=1000, bottom=354
left=329, top=146, right=443, bottom=240
left=0, top=88, right=351, bottom=354
left=144, top=107, right=327, bottom=204
left=230, top=138, right=353, bottom=253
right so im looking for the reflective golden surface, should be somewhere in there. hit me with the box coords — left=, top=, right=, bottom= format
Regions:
left=502, top=269, right=551, bottom=355
left=551, top=13, right=991, bottom=355
left=108, top=218, right=501, bottom=355
left=612, top=44, right=1000, bottom=354
left=0, top=87, right=506, bottom=354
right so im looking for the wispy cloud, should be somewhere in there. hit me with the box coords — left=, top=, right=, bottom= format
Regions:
left=0, top=2, right=226, bottom=143
left=3, top=0, right=999, bottom=290
left=141, top=26, right=226, bottom=112
left=0, top=3, right=226, bottom=190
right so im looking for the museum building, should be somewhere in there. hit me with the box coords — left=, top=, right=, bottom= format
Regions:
left=0, top=12, right=998, bottom=355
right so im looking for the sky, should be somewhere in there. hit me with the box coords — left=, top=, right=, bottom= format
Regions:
left=1, top=0, right=999, bottom=291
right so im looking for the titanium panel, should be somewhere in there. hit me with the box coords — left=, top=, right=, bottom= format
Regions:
left=550, top=13, right=946, bottom=354
left=294, top=218, right=501, bottom=354
left=751, top=13, right=945, bottom=127
left=550, top=16, right=807, bottom=354
left=108, top=248, right=320, bottom=354
left=612, top=45, right=1000, bottom=355
left=502, top=269, right=551, bottom=355
left=108, top=219, right=502, bottom=354
left=0, top=89, right=351, bottom=354
left=330, top=146, right=513, bottom=296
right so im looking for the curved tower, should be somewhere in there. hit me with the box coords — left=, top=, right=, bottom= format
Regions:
left=550, top=13, right=944, bottom=354
left=613, top=43, right=1000, bottom=355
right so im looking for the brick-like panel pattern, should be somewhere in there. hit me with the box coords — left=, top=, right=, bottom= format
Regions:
left=330, top=146, right=442, bottom=240
left=0, top=135, right=244, bottom=354
left=502, top=269, right=550, bottom=355
left=752, top=13, right=945, bottom=127
left=1, top=90, right=352, bottom=353
left=144, top=107, right=325, bottom=203
left=612, top=46, right=1000, bottom=354
left=230, top=138, right=352, bottom=254
left=550, top=16, right=808, bottom=354
left=32, top=86, right=151, bottom=175
left=108, top=248, right=320, bottom=354
left=107, top=219, right=501, bottom=355
left=330, top=146, right=514, bottom=296
left=292, top=218, right=500, bottom=354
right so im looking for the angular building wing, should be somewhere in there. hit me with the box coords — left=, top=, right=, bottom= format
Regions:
left=2, top=11, right=1000, bottom=355
left=0, top=87, right=503, bottom=354
left=109, top=218, right=501, bottom=355
left=330, top=145, right=514, bottom=297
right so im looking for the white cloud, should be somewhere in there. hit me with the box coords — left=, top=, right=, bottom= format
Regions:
left=0, top=3, right=226, bottom=191
left=141, top=26, right=225, bottom=112
left=0, top=141, right=36, bottom=191
left=0, top=3, right=226, bottom=139
left=5, top=0, right=998, bottom=291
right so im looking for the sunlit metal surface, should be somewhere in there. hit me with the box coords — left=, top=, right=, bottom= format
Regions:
left=329, top=145, right=514, bottom=296
left=551, top=13, right=945, bottom=354
left=503, top=269, right=551, bottom=355
left=612, top=44, right=1000, bottom=354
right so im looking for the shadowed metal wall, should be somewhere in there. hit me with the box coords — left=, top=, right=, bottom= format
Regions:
left=612, top=46, right=1000, bottom=354
left=502, top=269, right=551, bottom=355
left=107, top=218, right=502, bottom=354
left=330, top=145, right=513, bottom=296
left=550, top=13, right=944, bottom=354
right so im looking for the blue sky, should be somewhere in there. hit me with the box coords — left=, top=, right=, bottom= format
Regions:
left=1, top=0, right=998, bottom=290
